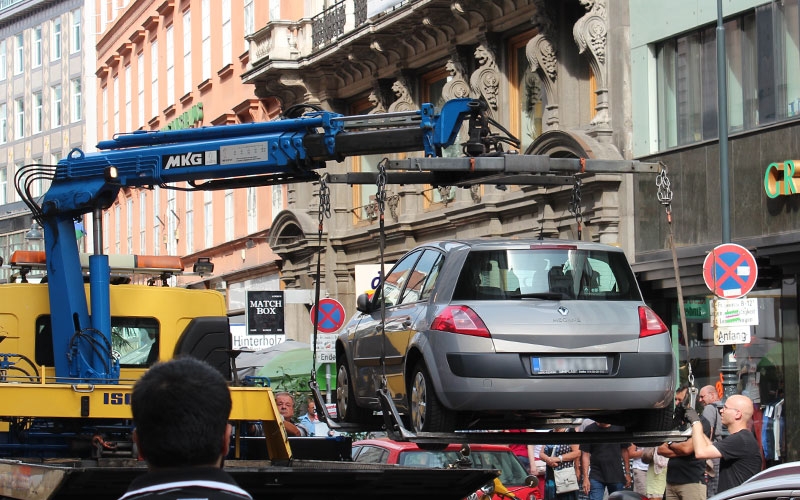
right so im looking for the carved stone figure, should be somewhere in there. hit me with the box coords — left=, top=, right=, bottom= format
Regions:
left=573, top=0, right=610, bottom=127
left=469, top=43, right=500, bottom=116
left=388, top=78, right=415, bottom=112
left=442, top=56, right=470, bottom=102
left=526, top=34, right=559, bottom=130
left=367, top=89, right=386, bottom=114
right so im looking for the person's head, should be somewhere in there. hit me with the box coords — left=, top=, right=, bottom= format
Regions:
left=719, top=394, right=754, bottom=429
left=131, top=357, right=232, bottom=468
left=698, top=385, right=720, bottom=405
left=675, top=384, right=689, bottom=407
left=275, top=392, right=296, bottom=420
left=306, top=398, right=316, bottom=415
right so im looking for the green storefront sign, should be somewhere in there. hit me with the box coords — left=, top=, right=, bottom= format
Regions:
left=164, top=102, right=204, bottom=131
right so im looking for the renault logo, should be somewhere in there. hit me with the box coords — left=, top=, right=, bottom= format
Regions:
left=557, top=306, right=569, bottom=316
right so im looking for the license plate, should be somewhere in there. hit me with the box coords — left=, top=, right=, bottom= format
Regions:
left=531, top=356, right=608, bottom=375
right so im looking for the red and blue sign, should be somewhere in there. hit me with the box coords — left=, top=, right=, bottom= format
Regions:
left=703, top=243, right=758, bottom=299
left=310, top=298, right=346, bottom=334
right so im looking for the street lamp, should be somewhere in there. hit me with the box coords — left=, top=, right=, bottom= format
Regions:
left=24, top=222, right=44, bottom=251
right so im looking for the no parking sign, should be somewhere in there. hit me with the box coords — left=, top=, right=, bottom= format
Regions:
left=703, top=243, right=758, bottom=299
left=310, top=298, right=346, bottom=334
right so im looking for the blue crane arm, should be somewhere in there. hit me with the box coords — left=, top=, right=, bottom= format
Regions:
left=37, top=98, right=479, bottom=382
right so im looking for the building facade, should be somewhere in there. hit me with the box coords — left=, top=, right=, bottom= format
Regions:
left=0, top=0, right=88, bottom=282
left=94, top=0, right=290, bottom=338
left=629, top=0, right=798, bottom=463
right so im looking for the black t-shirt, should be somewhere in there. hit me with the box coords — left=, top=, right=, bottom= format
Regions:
left=716, top=428, right=762, bottom=493
left=579, top=423, right=630, bottom=483
left=666, top=417, right=711, bottom=485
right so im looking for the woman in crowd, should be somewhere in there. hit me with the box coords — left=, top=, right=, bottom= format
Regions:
left=539, top=428, right=581, bottom=500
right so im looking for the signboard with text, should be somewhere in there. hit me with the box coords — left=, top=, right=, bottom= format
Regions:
left=247, top=290, right=285, bottom=335
left=712, top=298, right=759, bottom=327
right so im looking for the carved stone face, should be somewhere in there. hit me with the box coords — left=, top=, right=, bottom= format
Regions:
left=474, top=45, right=490, bottom=65
left=368, top=92, right=378, bottom=105
left=579, top=0, right=594, bottom=10
left=392, top=81, right=404, bottom=97
left=446, top=59, right=455, bottom=74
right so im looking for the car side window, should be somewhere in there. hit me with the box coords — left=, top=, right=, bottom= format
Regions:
left=352, top=445, right=389, bottom=464
left=399, top=249, right=443, bottom=304
left=375, top=250, right=422, bottom=308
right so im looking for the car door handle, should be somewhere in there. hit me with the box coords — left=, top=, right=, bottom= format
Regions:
left=402, top=319, right=412, bottom=327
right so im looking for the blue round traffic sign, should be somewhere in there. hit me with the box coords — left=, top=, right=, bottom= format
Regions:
left=703, top=243, right=758, bottom=299
left=310, top=298, right=346, bottom=333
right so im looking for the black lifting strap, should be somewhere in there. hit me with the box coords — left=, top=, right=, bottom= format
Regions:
left=376, top=159, right=390, bottom=391
left=657, top=165, right=697, bottom=405
left=310, top=174, right=331, bottom=384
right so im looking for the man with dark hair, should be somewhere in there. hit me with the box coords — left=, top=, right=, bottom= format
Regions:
left=118, top=357, right=252, bottom=500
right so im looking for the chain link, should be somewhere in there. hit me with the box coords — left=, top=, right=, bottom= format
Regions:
left=318, top=174, right=331, bottom=223
left=376, top=159, right=388, bottom=216
left=568, top=175, right=583, bottom=226
left=656, top=166, right=673, bottom=207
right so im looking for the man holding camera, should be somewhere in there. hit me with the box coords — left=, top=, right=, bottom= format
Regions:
left=685, top=394, right=762, bottom=493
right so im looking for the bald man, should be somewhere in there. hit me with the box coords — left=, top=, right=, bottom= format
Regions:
left=685, top=394, right=762, bottom=493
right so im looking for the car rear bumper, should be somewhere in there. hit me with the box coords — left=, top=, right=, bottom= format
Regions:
left=432, top=352, right=674, bottom=411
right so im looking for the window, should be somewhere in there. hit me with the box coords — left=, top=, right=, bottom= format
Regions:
left=139, top=191, right=147, bottom=252
left=244, top=0, right=254, bottom=51
left=247, top=187, right=257, bottom=233
left=224, top=189, right=234, bottom=241
left=0, top=103, right=6, bottom=143
left=115, top=204, right=121, bottom=253
left=32, top=26, right=42, bottom=68
left=12, top=162, right=22, bottom=202
left=127, top=197, right=133, bottom=252
left=221, top=0, right=232, bottom=67
left=185, top=190, right=194, bottom=253
left=51, top=85, right=62, bottom=127
left=14, top=98, right=24, bottom=138
left=137, top=53, right=144, bottom=128
left=125, top=65, right=132, bottom=132
left=32, top=92, right=42, bottom=134
left=71, top=8, right=81, bottom=53
left=271, top=185, right=282, bottom=223
left=71, top=79, right=82, bottom=122
left=204, top=191, right=213, bottom=247
left=0, top=167, right=6, bottom=205
left=52, top=17, right=62, bottom=60
left=113, top=76, right=119, bottom=134
left=167, top=190, right=176, bottom=255
left=150, top=40, right=159, bottom=117
left=201, top=0, right=211, bottom=81
left=269, top=0, right=280, bottom=21
left=376, top=250, right=423, bottom=307
left=183, top=10, right=192, bottom=95
left=0, top=40, right=6, bottom=80
left=166, top=26, right=175, bottom=107
left=655, top=2, right=800, bottom=150
left=36, top=316, right=160, bottom=368
left=14, top=34, right=23, bottom=75
left=102, top=86, right=108, bottom=136
left=31, top=157, right=43, bottom=197
left=153, top=186, right=161, bottom=255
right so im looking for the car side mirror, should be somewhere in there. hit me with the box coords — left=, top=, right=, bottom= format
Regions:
left=356, top=293, right=374, bottom=313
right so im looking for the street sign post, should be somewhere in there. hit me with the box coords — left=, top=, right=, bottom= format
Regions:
left=310, top=297, right=346, bottom=334
left=703, top=243, right=758, bottom=299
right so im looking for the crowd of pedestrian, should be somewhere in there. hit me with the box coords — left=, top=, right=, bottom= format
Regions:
left=119, top=357, right=767, bottom=500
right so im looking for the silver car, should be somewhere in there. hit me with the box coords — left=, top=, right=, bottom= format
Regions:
left=335, top=239, right=675, bottom=433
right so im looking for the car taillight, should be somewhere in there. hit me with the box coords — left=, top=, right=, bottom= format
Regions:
left=639, top=306, right=667, bottom=338
left=431, top=305, right=491, bottom=338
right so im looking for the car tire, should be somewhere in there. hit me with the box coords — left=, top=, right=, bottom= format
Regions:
left=336, top=359, right=372, bottom=424
left=409, top=361, right=455, bottom=436
left=630, top=407, right=675, bottom=432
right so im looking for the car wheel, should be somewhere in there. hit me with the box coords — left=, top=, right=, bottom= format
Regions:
left=409, top=361, right=455, bottom=435
left=336, top=360, right=372, bottom=424
left=630, top=407, right=675, bottom=432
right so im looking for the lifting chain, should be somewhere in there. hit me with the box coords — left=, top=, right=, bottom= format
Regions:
left=656, top=164, right=696, bottom=405
left=310, top=174, right=331, bottom=382
left=376, top=159, right=389, bottom=391
left=568, top=175, right=584, bottom=240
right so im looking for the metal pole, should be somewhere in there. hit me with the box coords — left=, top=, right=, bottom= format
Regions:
left=716, top=0, right=737, bottom=398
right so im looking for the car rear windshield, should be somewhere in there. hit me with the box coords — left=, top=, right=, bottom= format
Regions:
left=452, top=248, right=641, bottom=301
left=397, top=449, right=529, bottom=485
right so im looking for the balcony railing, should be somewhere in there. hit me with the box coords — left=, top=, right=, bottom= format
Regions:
left=311, top=1, right=346, bottom=49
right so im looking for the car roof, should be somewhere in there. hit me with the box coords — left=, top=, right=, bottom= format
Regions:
left=708, top=462, right=800, bottom=500
left=353, top=438, right=515, bottom=453
left=418, top=238, right=626, bottom=253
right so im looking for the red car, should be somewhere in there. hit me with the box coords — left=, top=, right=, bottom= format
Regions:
left=352, top=438, right=539, bottom=500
